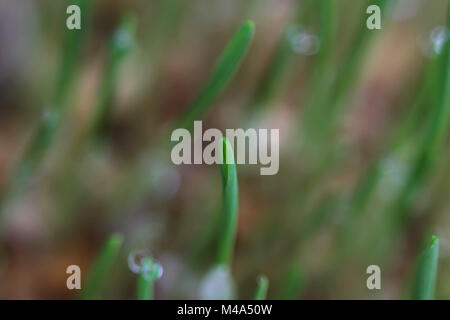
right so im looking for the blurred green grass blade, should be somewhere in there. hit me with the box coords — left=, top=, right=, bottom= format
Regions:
left=136, top=257, right=161, bottom=300
left=331, top=0, right=390, bottom=105
left=189, top=207, right=221, bottom=267
left=54, top=0, right=92, bottom=107
left=419, top=3, right=450, bottom=162
left=0, top=0, right=91, bottom=209
left=90, top=13, right=137, bottom=139
left=277, top=263, right=304, bottom=299
left=302, top=0, right=336, bottom=134
left=336, top=56, right=441, bottom=252
left=145, top=0, right=185, bottom=51
left=248, top=0, right=311, bottom=116
left=216, top=138, right=239, bottom=267
left=253, top=275, right=269, bottom=300
left=36, top=14, right=138, bottom=221
left=393, top=2, right=450, bottom=225
left=309, top=0, right=390, bottom=139
left=178, top=21, right=255, bottom=129
left=249, top=31, right=292, bottom=116
left=82, top=234, right=123, bottom=300
left=317, top=0, right=335, bottom=63
left=391, top=58, right=440, bottom=148
left=249, top=1, right=314, bottom=120
left=412, top=236, right=439, bottom=300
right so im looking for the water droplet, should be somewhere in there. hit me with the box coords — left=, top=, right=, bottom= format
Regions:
left=42, top=107, right=59, bottom=125
left=128, top=248, right=163, bottom=280
left=431, top=26, right=448, bottom=55
left=113, top=28, right=134, bottom=55
left=419, top=26, right=449, bottom=58
left=378, top=155, right=408, bottom=202
left=141, top=260, right=164, bottom=281
left=287, top=25, right=320, bottom=56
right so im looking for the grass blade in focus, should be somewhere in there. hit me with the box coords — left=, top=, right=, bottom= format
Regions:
left=216, top=137, right=239, bottom=267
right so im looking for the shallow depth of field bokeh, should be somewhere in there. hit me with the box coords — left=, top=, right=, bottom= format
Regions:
left=1, top=0, right=450, bottom=299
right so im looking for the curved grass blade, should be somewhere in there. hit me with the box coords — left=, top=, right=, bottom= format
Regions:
left=177, top=21, right=255, bottom=129
left=253, top=275, right=269, bottom=300
left=82, top=234, right=123, bottom=300
left=412, top=236, right=439, bottom=300
left=136, top=257, right=163, bottom=300
left=216, top=137, right=239, bottom=267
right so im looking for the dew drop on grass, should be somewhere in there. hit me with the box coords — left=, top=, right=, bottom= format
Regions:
left=379, top=156, right=408, bottom=202
left=112, top=28, right=135, bottom=54
left=287, top=25, right=320, bottom=56
left=430, top=26, right=449, bottom=55
left=128, top=248, right=151, bottom=273
left=128, top=249, right=163, bottom=279
left=141, top=260, right=164, bottom=281
left=419, top=26, right=449, bottom=58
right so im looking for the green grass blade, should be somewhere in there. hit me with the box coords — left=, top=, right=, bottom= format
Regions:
left=136, top=257, right=162, bottom=300
left=216, top=137, right=239, bottom=267
left=82, top=234, right=123, bottom=300
left=177, top=21, right=255, bottom=129
left=145, top=0, right=185, bottom=52
left=137, top=258, right=153, bottom=300
left=417, top=2, right=450, bottom=165
left=54, top=0, right=92, bottom=107
left=393, top=2, right=450, bottom=226
left=330, top=0, right=390, bottom=106
left=277, top=262, right=304, bottom=300
left=249, top=30, right=292, bottom=116
left=90, top=13, right=137, bottom=139
left=253, top=275, right=269, bottom=300
left=412, top=236, right=439, bottom=300
left=317, top=0, right=335, bottom=64
left=301, top=0, right=337, bottom=137
left=35, top=14, right=138, bottom=224
left=0, top=0, right=91, bottom=208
